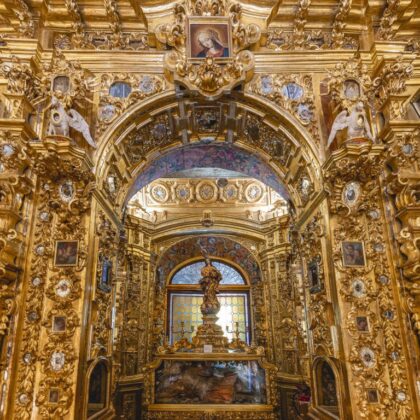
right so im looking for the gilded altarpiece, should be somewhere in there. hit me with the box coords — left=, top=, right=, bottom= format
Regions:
left=0, top=1, right=419, bottom=419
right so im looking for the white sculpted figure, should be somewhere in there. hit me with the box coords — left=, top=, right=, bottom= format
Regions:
left=47, top=96, right=97, bottom=148
left=327, top=101, right=374, bottom=149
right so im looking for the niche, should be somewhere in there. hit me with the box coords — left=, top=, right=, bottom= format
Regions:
left=316, top=360, right=339, bottom=415
left=87, top=361, right=108, bottom=418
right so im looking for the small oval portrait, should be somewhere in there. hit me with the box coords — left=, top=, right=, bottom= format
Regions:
left=59, top=180, right=74, bottom=202
left=342, top=181, right=361, bottom=206
left=297, top=103, right=313, bottom=122
left=139, top=76, right=155, bottom=93
left=52, top=76, right=70, bottom=93
left=343, top=79, right=360, bottom=99
left=98, top=104, right=116, bottom=121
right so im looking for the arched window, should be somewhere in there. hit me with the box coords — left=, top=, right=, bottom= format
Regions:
left=168, top=259, right=250, bottom=345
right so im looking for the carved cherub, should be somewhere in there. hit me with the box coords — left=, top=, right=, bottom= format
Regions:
left=327, top=101, right=374, bottom=148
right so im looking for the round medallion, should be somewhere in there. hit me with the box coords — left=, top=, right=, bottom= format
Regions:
left=297, top=103, right=313, bottom=122
left=390, top=351, right=400, bottom=361
left=98, top=104, right=116, bottom=121
left=151, top=185, right=168, bottom=203
left=31, top=277, right=42, bottom=287
left=50, top=351, right=65, bottom=371
left=223, top=185, right=238, bottom=201
left=35, top=245, right=45, bottom=256
left=360, top=347, right=376, bottom=368
left=342, top=182, right=361, bottom=207
left=379, top=274, right=389, bottom=285
left=59, top=180, right=74, bottom=203
left=383, top=309, right=394, bottom=320
left=368, top=209, right=380, bottom=219
left=245, top=184, right=262, bottom=202
left=351, top=279, right=366, bottom=298
left=39, top=211, right=50, bottom=222
left=55, top=279, right=72, bottom=298
left=139, top=76, right=155, bottom=93
left=27, top=311, right=39, bottom=322
left=23, top=352, right=32, bottom=364
left=18, top=394, right=29, bottom=405
left=401, top=144, right=413, bottom=155
left=374, top=243, right=384, bottom=253
left=152, top=123, right=166, bottom=141
left=282, top=83, right=303, bottom=100
left=396, top=391, right=406, bottom=402
left=2, top=144, right=14, bottom=157
left=175, top=185, right=191, bottom=201
left=43, top=183, right=51, bottom=191
left=260, top=76, right=273, bottom=95
left=197, top=182, right=217, bottom=202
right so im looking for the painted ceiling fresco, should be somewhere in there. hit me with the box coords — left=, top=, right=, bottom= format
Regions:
left=126, top=143, right=289, bottom=203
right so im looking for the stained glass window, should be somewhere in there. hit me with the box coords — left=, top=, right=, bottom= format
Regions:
left=171, top=261, right=245, bottom=285
left=170, top=293, right=249, bottom=344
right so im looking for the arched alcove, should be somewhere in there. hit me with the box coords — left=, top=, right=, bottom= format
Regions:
left=313, top=358, right=342, bottom=418
left=125, top=142, right=290, bottom=204
left=86, top=360, right=110, bottom=419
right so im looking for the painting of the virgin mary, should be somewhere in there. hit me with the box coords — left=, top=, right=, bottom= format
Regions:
left=190, top=22, right=231, bottom=59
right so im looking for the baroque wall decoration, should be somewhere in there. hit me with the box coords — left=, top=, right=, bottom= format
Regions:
left=157, top=1, right=260, bottom=97
left=0, top=2, right=419, bottom=419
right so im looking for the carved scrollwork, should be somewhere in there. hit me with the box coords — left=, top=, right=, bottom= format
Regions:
left=165, top=50, right=254, bottom=97
left=159, top=2, right=259, bottom=98
left=371, top=56, right=414, bottom=114
left=248, top=73, right=320, bottom=147
left=96, top=73, right=165, bottom=136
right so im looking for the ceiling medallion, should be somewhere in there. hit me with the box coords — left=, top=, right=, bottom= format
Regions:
left=197, top=181, right=217, bottom=202
left=158, top=1, right=260, bottom=98
left=151, top=184, right=169, bottom=203
left=245, top=183, right=262, bottom=202
left=175, top=185, right=191, bottom=201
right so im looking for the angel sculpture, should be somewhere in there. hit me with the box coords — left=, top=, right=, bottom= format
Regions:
left=47, top=96, right=97, bottom=148
left=327, top=102, right=374, bottom=149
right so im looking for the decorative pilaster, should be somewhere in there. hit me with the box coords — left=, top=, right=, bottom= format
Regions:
left=12, top=139, right=94, bottom=419
left=322, top=141, right=414, bottom=419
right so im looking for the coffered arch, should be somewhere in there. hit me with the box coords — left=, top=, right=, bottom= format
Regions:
left=94, top=89, right=324, bottom=214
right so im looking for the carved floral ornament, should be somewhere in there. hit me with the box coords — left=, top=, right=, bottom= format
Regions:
left=157, top=1, right=260, bottom=97
left=96, top=74, right=165, bottom=136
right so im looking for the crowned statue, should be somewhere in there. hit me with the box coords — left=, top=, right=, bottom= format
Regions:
left=192, top=248, right=229, bottom=352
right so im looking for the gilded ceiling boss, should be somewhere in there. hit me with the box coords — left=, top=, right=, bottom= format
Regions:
left=0, top=0, right=419, bottom=419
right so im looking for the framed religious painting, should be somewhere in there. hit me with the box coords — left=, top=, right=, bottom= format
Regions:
left=54, top=240, right=79, bottom=267
left=52, top=75, right=70, bottom=94
left=341, top=241, right=366, bottom=267
left=366, top=389, right=379, bottom=404
left=307, top=257, right=322, bottom=294
left=187, top=16, right=232, bottom=61
left=48, top=388, right=60, bottom=404
left=355, top=316, right=369, bottom=333
left=98, top=257, right=112, bottom=292
left=52, top=315, right=67, bottom=333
